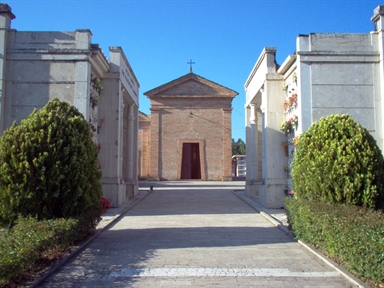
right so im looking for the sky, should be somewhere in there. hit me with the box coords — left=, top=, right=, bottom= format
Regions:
left=5, top=0, right=381, bottom=142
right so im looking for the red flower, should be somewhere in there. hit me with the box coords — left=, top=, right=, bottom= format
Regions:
left=100, top=197, right=111, bottom=213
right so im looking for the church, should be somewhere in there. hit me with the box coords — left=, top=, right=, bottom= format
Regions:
left=139, top=67, right=238, bottom=181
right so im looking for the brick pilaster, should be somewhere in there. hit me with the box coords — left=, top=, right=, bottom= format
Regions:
left=148, top=108, right=160, bottom=180
left=222, top=108, right=232, bottom=181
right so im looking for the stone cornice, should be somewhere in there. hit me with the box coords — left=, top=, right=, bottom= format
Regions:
left=0, top=4, right=15, bottom=20
left=277, top=54, right=296, bottom=75
left=244, top=47, right=276, bottom=89
left=144, top=72, right=238, bottom=98
left=371, top=5, right=384, bottom=22
left=147, top=94, right=235, bottom=98
left=297, top=51, right=379, bottom=63
left=90, top=45, right=110, bottom=76
left=110, top=46, right=140, bottom=87
left=6, top=50, right=91, bottom=61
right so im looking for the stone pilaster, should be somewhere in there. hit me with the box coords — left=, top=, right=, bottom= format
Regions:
left=372, top=5, right=384, bottom=150
left=124, top=103, right=138, bottom=198
left=127, top=104, right=135, bottom=181
left=73, top=30, right=92, bottom=120
left=0, top=4, right=14, bottom=134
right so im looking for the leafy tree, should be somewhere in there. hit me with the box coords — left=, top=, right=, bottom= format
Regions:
left=0, top=98, right=102, bottom=226
left=232, top=138, right=246, bottom=155
left=291, top=114, right=384, bottom=209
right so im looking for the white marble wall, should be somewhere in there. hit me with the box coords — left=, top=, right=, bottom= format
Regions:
left=1, top=29, right=93, bottom=129
left=295, top=34, right=380, bottom=142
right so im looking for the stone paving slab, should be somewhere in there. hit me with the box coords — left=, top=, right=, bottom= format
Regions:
left=38, top=182, right=364, bottom=287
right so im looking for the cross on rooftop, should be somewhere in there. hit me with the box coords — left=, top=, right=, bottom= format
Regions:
left=187, top=59, right=195, bottom=73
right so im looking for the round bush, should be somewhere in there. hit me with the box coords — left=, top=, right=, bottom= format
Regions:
left=0, top=98, right=102, bottom=225
left=291, top=114, right=384, bottom=209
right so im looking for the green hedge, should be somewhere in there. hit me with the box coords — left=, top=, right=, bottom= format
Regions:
left=285, top=198, right=384, bottom=285
left=0, top=211, right=100, bottom=287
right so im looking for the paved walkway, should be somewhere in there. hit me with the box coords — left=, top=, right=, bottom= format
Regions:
left=38, top=181, right=361, bottom=287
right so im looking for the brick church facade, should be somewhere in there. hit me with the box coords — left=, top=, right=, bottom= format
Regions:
left=139, top=71, right=238, bottom=181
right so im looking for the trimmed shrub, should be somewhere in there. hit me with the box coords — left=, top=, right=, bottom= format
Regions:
left=285, top=198, right=384, bottom=285
left=291, top=114, right=384, bottom=209
left=0, top=98, right=102, bottom=226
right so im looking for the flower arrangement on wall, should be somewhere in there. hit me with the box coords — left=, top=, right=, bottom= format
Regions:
left=91, top=76, right=104, bottom=93
left=292, top=72, right=297, bottom=84
left=280, top=115, right=298, bottom=135
left=282, top=72, right=298, bottom=113
left=283, top=93, right=297, bottom=112
left=90, top=74, right=103, bottom=110
left=90, top=94, right=99, bottom=109
left=89, top=117, right=97, bottom=132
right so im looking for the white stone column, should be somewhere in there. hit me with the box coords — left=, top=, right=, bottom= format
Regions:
left=261, top=110, right=266, bottom=180
left=378, top=34, right=384, bottom=151
left=245, top=103, right=260, bottom=197
left=118, top=93, right=124, bottom=181
left=245, top=105, right=251, bottom=181
left=372, top=6, right=384, bottom=151
left=249, top=103, right=258, bottom=182
left=260, top=89, right=267, bottom=181
left=127, top=104, right=135, bottom=181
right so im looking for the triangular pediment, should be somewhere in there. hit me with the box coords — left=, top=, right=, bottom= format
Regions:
left=144, top=73, right=238, bottom=98
left=160, top=79, right=219, bottom=96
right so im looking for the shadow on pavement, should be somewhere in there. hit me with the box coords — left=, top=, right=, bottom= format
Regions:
left=139, top=180, right=245, bottom=189
left=48, top=226, right=294, bottom=286
left=126, top=190, right=258, bottom=215
left=97, top=226, right=294, bottom=250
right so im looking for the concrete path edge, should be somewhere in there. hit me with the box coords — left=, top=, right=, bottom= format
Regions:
left=28, top=190, right=152, bottom=288
left=232, top=191, right=369, bottom=288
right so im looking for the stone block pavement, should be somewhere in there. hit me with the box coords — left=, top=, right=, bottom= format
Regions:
left=36, top=181, right=367, bottom=287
